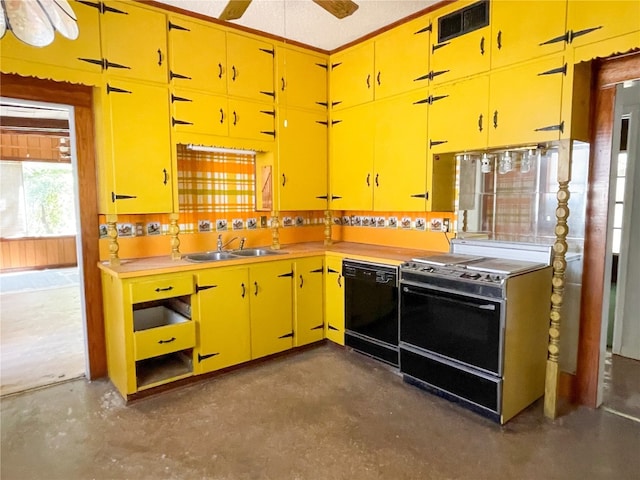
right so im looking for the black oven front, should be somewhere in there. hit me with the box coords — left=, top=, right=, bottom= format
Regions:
left=400, top=282, right=505, bottom=376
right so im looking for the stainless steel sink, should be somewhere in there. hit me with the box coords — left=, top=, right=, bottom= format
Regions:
left=230, top=248, right=284, bottom=257
left=184, top=251, right=238, bottom=263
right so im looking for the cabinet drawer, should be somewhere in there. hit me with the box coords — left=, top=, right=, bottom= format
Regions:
left=134, top=321, right=195, bottom=361
left=130, top=275, right=194, bottom=303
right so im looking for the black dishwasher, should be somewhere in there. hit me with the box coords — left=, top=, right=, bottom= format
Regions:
left=343, top=260, right=399, bottom=367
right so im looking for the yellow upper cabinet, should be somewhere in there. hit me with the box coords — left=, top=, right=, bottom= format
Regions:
left=330, top=42, right=376, bottom=110
left=100, top=1, right=168, bottom=83
left=0, top=0, right=102, bottom=81
left=373, top=89, right=430, bottom=211
left=277, top=47, right=329, bottom=110
left=490, top=0, right=567, bottom=69
left=488, top=54, right=566, bottom=147
left=167, top=16, right=227, bottom=94
left=228, top=98, right=276, bottom=141
left=567, top=0, right=640, bottom=58
left=373, top=15, right=432, bottom=100
left=101, top=79, right=173, bottom=214
left=430, top=0, right=491, bottom=85
left=330, top=103, right=375, bottom=210
left=428, top=75, right=490, bottom=154
left=226, top=32, right=275, bottom=102
left=170, top=89, right=229, bottom=137
left=278, top=108, right=328, bottom=210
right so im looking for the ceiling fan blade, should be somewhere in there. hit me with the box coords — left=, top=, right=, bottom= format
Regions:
left=219, top=0, right=252, bottom=21
left=312, top=0, right=359, bottom=19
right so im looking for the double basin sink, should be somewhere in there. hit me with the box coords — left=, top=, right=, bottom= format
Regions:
left=184, top=248, right=285, bottom=263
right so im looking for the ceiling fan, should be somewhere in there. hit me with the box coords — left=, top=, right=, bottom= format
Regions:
left=219, top=0, right=359, bottom=21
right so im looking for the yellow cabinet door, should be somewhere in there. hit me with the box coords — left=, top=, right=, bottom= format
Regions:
left=0, top=0, right=102, bottom=75
left=193, top=268, right=251, bottom=374
left=278, top=108, right=328, bottom=210
left=294, top=257, right=325, bottom=347
left=171, top=89, right=229, bottom=137
left=226, top=33, right=275, bottom=102
left=325, top=257, right=344, bottom=346
left=430, top=25, right=491, bottom=85
left=228, top=98, right=276, bottom=141
left=278, top=47, right=329, bottom=110
left=428, top=75, right=490, bottom=154
left=330, top=42, right=375, bottom=110
left=330, top=103, right=375, bottom=210
left=168, top=16, right=227, bottom=94
left=489, top=55, right=565, bottom=148
left=250, top=261, right=294, bottom=359
left=105, top=79, right=173, bottom=213
left=567, top=0, right=640, bottom=50
left=101, top=1, right=168, bottom=83
left=426, top=153, right=456, bottom=213
left=373, top=89, right=429, bottom=212
left=491, top=0, right=567, bottom=69
left=373, top=15, right=432, bottom=100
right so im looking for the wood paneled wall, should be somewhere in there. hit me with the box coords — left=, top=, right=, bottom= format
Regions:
left=0, top=236, right=77, bottom=271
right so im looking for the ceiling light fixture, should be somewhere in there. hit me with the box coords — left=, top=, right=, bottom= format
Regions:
left=0, top=0, right=79, bottom=47
left=185, top=144, right=257, bottom=155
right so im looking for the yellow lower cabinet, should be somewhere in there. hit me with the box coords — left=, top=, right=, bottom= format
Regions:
left=249, top=260, right=294, bottom=359
left=325, top=256, right=345, bottom=345
left=294, top=257, right=325, bottom=347
left=101, top=271, right=196, bottom=398
left=193, top=268, right=251, bottom=374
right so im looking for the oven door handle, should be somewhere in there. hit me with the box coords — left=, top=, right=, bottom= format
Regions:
left=402, top=286, right=496, bottom=311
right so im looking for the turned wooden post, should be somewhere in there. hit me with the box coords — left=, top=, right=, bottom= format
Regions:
left=545, top=141, right=572, bottom=419
left=324, top=209, right=333, bottom=245
left=169, top=213, right=181, bottom=260
left=106, top=214, right=120, bottom=266
left=271, top=211, right=280, bottom=250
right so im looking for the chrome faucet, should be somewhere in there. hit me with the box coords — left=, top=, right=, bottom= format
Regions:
left=217, top=234, right=239, bottom=251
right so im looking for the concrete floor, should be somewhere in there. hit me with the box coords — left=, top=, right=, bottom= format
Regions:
left=2, top=345, right=639, bottom=480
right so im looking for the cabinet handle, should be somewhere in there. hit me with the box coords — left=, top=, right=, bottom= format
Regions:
left=281, top=77, right=286, bottom=91
left=375, top=173, right=379, bottom=187
left=366, top=74, right=371, bottom=89
left=493, top=110, right=498, bottom=129
left=233, top=111, right=238, bottom=126
left=158, top=337, right=176, bottom=344
left=478, top=114, right=483, bottom=132
left=480, top=36, right=485, bottom=55
left=155, top=286, right=173, bottom=292
left=299, top=275, right=304, bottom=288
left=218, top=63, right=223, bottom=79
left=241, top=283, right=246, bottom=298
left=282, top=174, right=286, bottom=187
left=497, top=30, right=502, bottom=50
left=220, top=108, right=225, bottom=124
left=232, top=65, right=237, bottom=81
left=366, top=173, right=370, bottom=186
left=157, top=49, right=163, bottom=66
left=163, top=168, right=168, bottom=185
left=254, top=281, right=258, bottom=296
left=376, top=71, right=381, bottom=85
left=338, top=275, right=342, bottom=288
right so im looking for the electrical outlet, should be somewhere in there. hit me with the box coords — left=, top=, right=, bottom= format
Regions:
left=442, top=219, right=450, bottom=232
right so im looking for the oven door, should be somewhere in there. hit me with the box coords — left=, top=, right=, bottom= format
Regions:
left=400, top=282, right=504, bottom=375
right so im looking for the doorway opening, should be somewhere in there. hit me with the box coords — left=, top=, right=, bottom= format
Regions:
left=600, top=80, right=640, bottom=422
left=0, top=98, right=87, bottom=396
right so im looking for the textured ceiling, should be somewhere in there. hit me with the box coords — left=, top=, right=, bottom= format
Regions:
left=153, top=0, right=439, bottom=51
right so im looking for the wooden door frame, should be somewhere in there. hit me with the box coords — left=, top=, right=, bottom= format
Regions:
left=0, top=73, right=107, bottom=379
left=576, top=53, right=640, bottom=407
